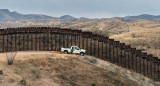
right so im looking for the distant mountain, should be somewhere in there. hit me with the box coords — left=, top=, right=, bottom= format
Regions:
left=0, top=9, right=55, bottom=21
left=122, top=14, right=160, bottom=22
left=59, top=15, right=75, bottom=19
left=79, top=17, right=90, bottom=20
left=125, top=14, right=160, bottom=19
left=59, top=15, right=92, bottom=22
left=0, top=9, right=92, bottom=22
left=1, top=9, right=160, bottom=22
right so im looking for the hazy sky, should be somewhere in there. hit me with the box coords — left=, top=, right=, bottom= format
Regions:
left=0, top=0, right=160, bottom=18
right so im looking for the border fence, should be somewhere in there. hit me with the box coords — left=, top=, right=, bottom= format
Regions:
left=0, top=27, right=159, bottom=81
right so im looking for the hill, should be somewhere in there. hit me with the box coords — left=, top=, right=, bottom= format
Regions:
left=0, top=9, right=92, bottom=22
left=2, top=9, right=160, bottom=22
left=110, top=27, right=160, bottom=57
left=59, top=15, right=75, bottom=19
left=1, top=51, right=159, bottom=86
left=123, top=14, right=160, bottom=22
left=0, top=9, right=55, bottom=21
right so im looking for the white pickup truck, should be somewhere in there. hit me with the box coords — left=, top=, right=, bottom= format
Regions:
left=61, top=46, right=86, bottom=56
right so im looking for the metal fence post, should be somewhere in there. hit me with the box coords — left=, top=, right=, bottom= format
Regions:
left=2, top=34, right=4, bottom=52
left=10, top=34, right=13, bottom=51
left=55, top=33, right=57, bottom=50
left=90, top=35, right=92, bottom=56
left=39, top=34, right=41, bottom=51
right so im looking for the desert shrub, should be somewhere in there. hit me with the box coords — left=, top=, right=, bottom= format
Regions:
left=152, top=75, right=160, bottom=81
left=131, top=33, right=136, bottom=38
left=5, top=52, right=17, bottom=65
left=92, top=27, right=109, bottom=37
left=20, top=79, right=26, bottom=85
left=91, top=83, right=96, bottom=86
left=31, top=70, right=40, bottom=79
left=0, top=70, right=3, bottom=75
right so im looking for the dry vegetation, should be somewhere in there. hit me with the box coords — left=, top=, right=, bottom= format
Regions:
left=0, top=51, right=140, bottom=86
left=111, top=27, right=160, bottom=57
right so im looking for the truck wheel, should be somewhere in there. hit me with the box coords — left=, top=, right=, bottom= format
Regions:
left=64, top=50, right=68, bottom=54
left=80, top=52, right=84, bottom=56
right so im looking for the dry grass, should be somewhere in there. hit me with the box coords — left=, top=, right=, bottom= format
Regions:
left=110, top=28, right=160, bottom=58
left=0, top=51, right=139, bottom=86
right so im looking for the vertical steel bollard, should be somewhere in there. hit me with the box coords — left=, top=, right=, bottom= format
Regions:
left=142, top=56, right=146, bottom=76
left=79, top=34, right=81, bottom=48
left=67, top=34, right=68, bottom=48
left=139, top=55, right=142, bottom=73
left=136, top=53, right=138, bottom=72
left=102, top=39, right=104, bottom=59
left=23, top=33, right=25, bottom=51
left=105, top=40, right=108, bottom=60
left=82, top=36, right=84, bottom=49
left=75, top=34, right=77, bottom=46
left=112, top=44, right=115, bottom=63
left=7, top=31, right=9, bottom=52
left=18, top=33, right=21, bottom=51
left=90, top=35, right=92, bottom=56
left=151, top=60, right=153, bottom=78
left=43, top=33, right=45, bottom=50
left=121, top=49, right=123, bottom=66
left=98, top=38, right=99, bottom=58
left=147, top=57, right=150, bottom=77
left=15, top=31, right=17, bottom=52
left=158, top=60, right=160, bottom=80
left=3, top=34, right=4, bottom=52
left=120, top=46, right=123, bottom=66
left=49, top=28, right=51, bottom=51
left=71, top=34, right=72, bottom=46
left=51, top=33, right=53, bottom=51
left=124, top=48, right=126, bottom=68
left=131, top=49, right=135, bottom=71
left=116, top=44, right=119, bottom=65
left=35, top=33, right=37, bottom=50
left=153, top=61, right=156, bottom=77
left=58, top=33, right=61, bottom=51
left=55, top=33, right=57, bottom=50
left=27, top=31, right=29, bottom=50
left=109, top=42, right=111, bottom=62
left=86, top=36, right=88, bottom=55
left=63, top=34, right=65, bottom=48
left=128, top=50, right=130, bottom=69
left=31, top=34, right=33, bottom=50
left=94, top=37, right=96, bottom=56
left=10, top=34, right=12, bottom=51
left=48, top=31, right=50, bottom=51
left=39, top=35, right=41, bottom=51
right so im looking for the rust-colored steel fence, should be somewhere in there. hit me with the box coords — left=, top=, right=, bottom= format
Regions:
left=0, top=27, right=159, bottom=81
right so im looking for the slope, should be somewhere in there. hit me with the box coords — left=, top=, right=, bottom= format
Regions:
left=0, top=51, right=142, bottom=86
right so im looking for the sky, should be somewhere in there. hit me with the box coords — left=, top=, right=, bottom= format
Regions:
left=0, top=0, right=160, bottom=18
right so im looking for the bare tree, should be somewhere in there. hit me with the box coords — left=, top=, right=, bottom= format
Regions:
left=5, top=51, right=17, bottom=65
